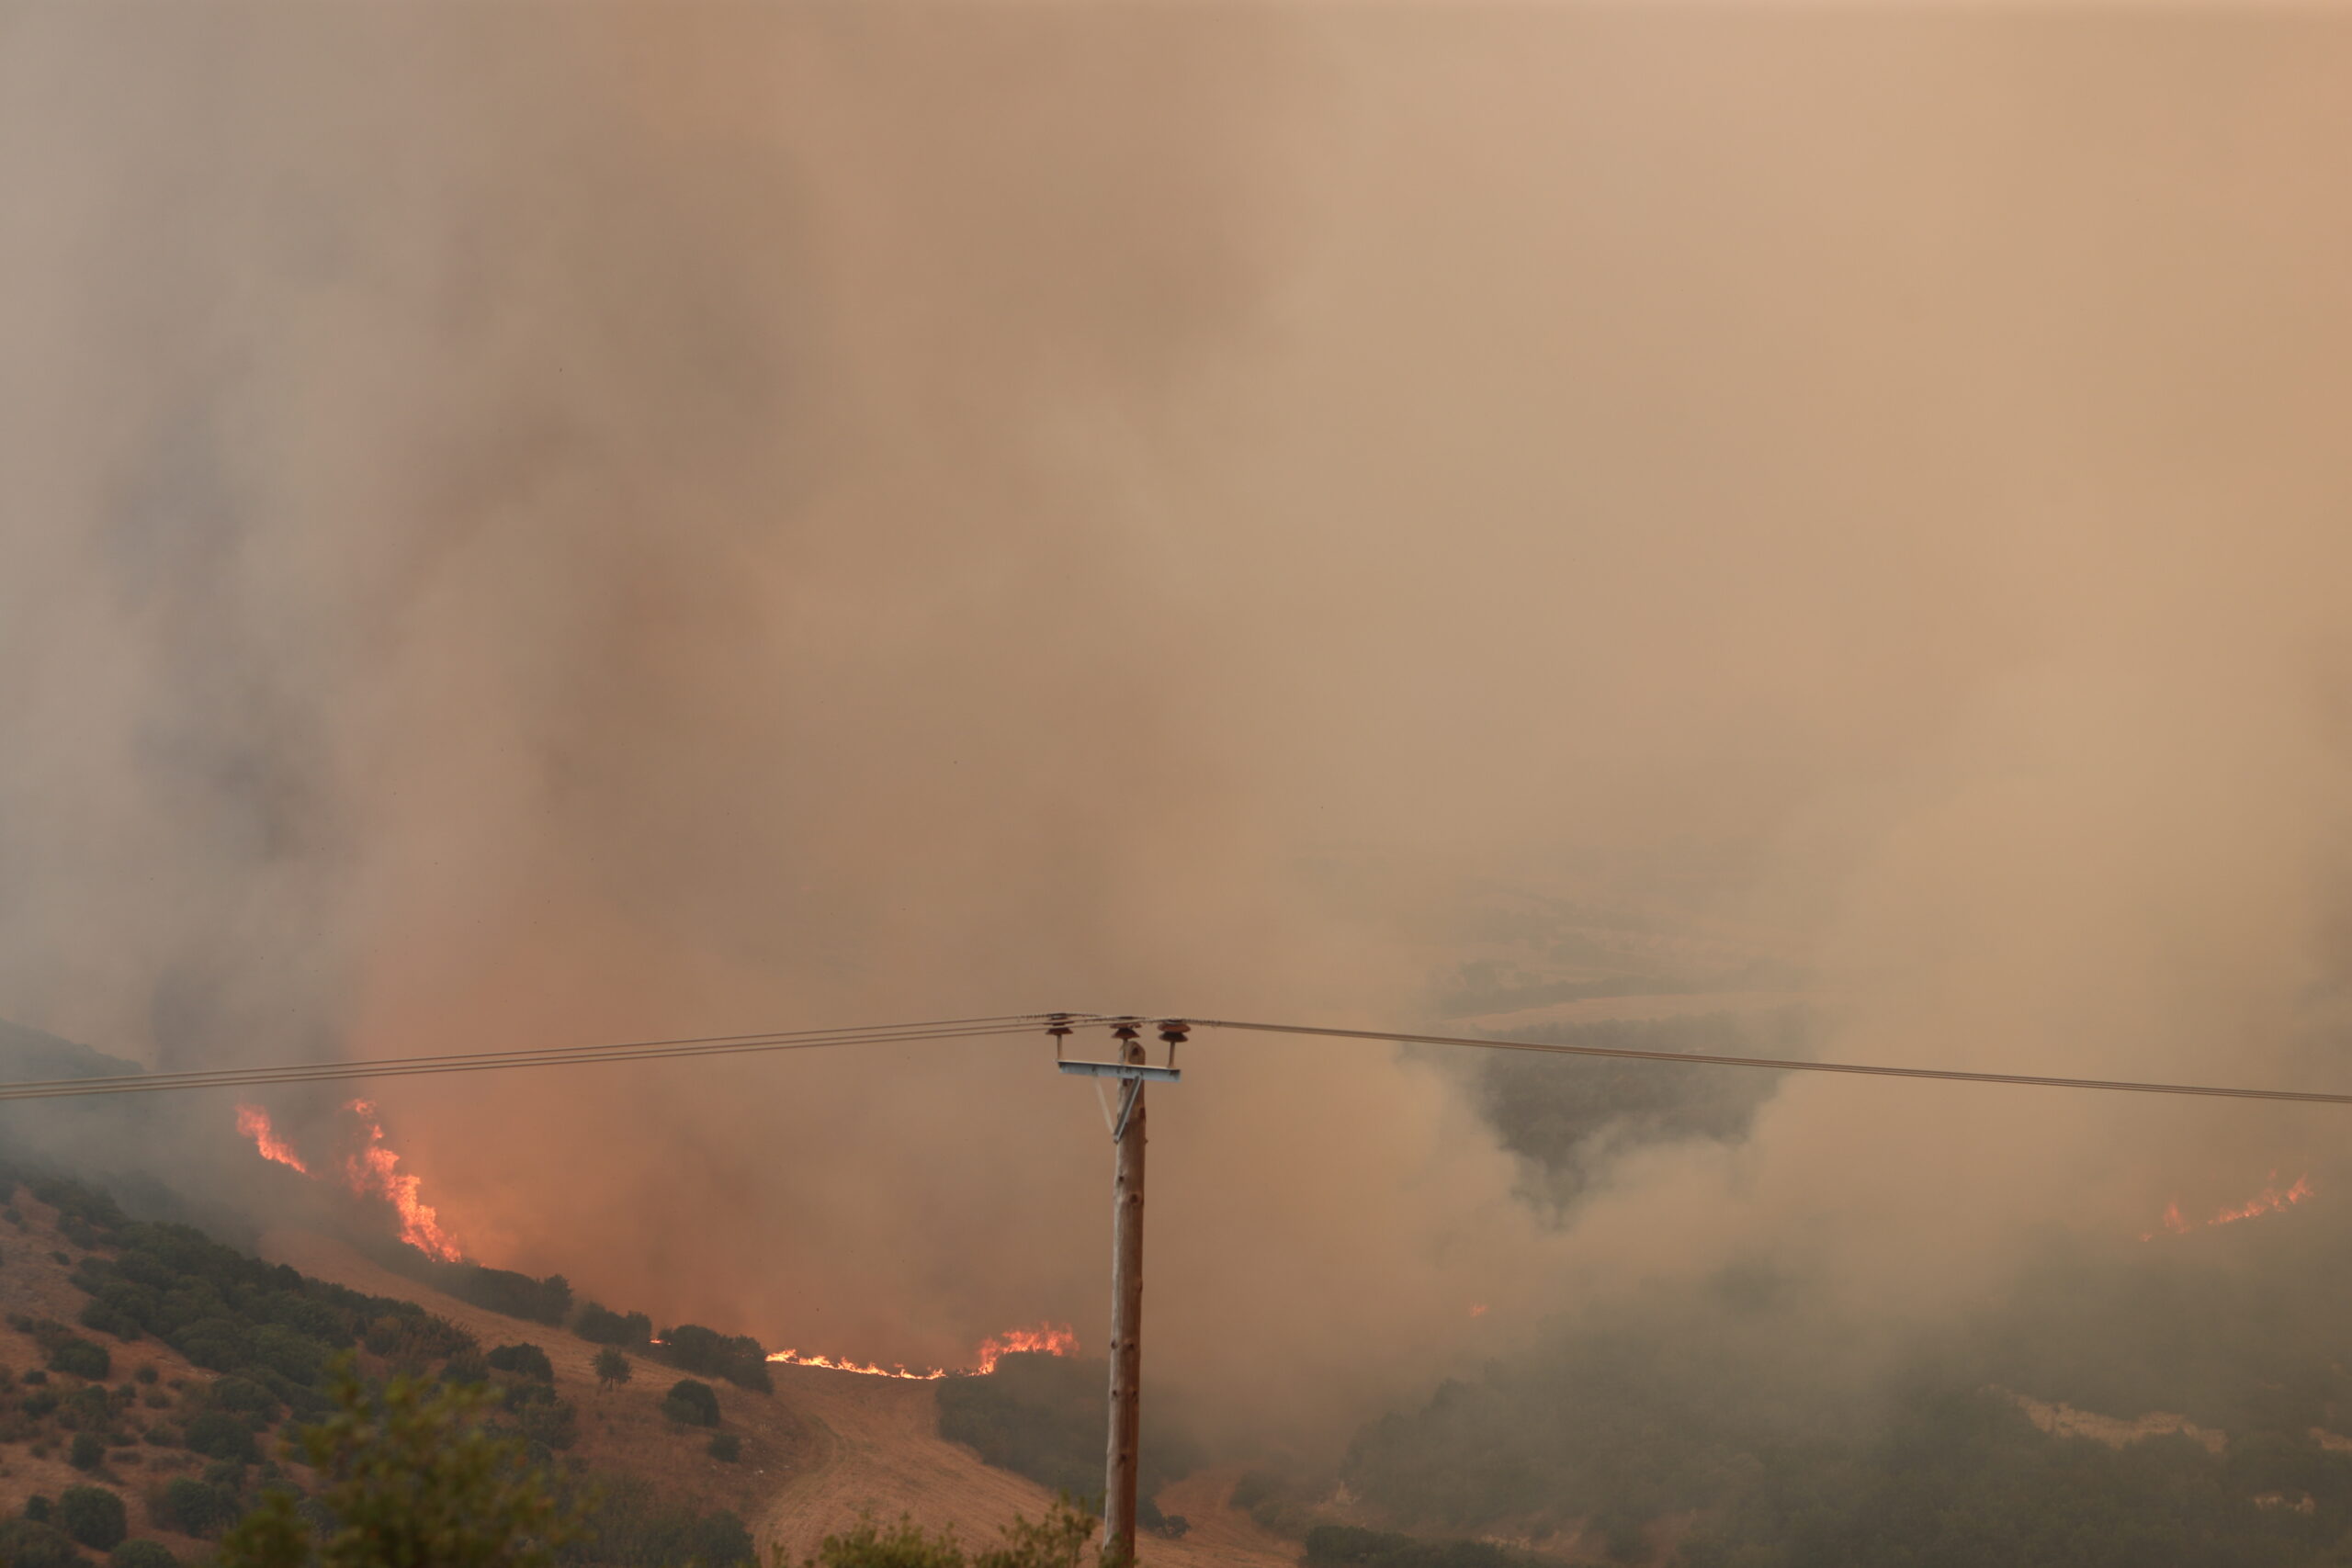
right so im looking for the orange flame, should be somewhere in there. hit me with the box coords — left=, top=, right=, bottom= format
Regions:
left=235, top=1104, right=311, bottom=1175
left=972, top=1323, right=1079, bottom=1375
left=2212, top=1173, right=2315, bottom=1226
left=768, top=1322, right=1080, bottom=1381
left=2143, top=1174, right=2314, bottom=1241
left=340, top=1099, right=462, bottom=1263
left=765, top=1349, right=948, bottom=1381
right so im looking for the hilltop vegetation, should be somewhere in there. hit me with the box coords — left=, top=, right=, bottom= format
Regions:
left=1332, top=1210, right=2352, bottom=1566
left=0, top=1164, right=762, bottom=1567
left=934, top=1351, right=1200, bottom=1534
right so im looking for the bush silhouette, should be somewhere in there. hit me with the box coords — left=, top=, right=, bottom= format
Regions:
left=662, top=1380, right=719, bottom=1427
left=59, top=1484, right=128, bottom=1549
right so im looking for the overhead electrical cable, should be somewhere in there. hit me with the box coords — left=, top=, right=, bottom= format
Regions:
left=1183, top=1017, right=2352, bottom=1107
left=0, top=1013, right=1110, bottom=1103
left=0, top=1008, right=2345, bottom=1108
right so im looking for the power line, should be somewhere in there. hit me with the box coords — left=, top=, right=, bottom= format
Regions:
left=1185, top=1017, right=2352, bottom=1107
left=0, top=1013, right=1110, bottom=1104
left=0, top=1007, right=2344, bottom=1109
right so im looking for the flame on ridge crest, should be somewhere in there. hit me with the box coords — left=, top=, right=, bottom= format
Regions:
left=768, top=1322, right=1079, bottom=1381
left=2143, top=1172, right=2314, bottom=1241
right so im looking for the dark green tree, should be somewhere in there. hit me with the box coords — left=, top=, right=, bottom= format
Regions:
left=593, top=1348, right=630, bottom=1394
left=58, top=1484, right=128, bottom=1549
left=485, top=1345, right=553, bottom=1384
left=0, top=1518, right=81, bottom=1568
left=661, top=1380, right=719, bottom=1427
left=216, top=1357, right=577, bottom=1568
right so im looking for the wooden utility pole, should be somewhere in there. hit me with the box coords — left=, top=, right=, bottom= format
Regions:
left=1103, top=1022, right=1148, bottom=1565
left=1052, top=1015, right=1184, bottom=1568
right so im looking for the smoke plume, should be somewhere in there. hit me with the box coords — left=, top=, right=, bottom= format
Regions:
left=6, top=1, right=2352, bottom=1451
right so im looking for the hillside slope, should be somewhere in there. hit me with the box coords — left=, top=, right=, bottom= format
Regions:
left=258, top=1231, right=1293, bottom=1567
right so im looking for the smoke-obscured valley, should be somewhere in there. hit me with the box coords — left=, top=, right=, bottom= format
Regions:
left=7, top=3, right=2352, bottom=1561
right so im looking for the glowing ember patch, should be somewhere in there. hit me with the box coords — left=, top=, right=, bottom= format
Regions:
left=2143, top=1174, right=2314, bottom=1241
left=1468, top=1303, right=1490, bottom=1318
left=235, top=1104, right=310, bottom=1175
left=768, top=1323, right=1080, bottom=1381
left=341, top=1099, right=463, bottom=1262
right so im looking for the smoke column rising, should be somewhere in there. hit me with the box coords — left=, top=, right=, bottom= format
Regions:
left=6, top=2, right=2352, bottom=1444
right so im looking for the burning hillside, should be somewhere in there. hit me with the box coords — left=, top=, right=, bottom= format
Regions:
left=235, top=1102, right=1076, bottom=1388
left=235, top=1100, right=462, bottom=1260
left=2143, top=1173, right=2316, bottom=1241
left=766, top=1324, right=1079, bottom=1382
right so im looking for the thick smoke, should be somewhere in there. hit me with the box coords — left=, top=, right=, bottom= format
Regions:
left=0, top=1, right=1542, bottom=1440
left=6, top=1, right=2352, bottom=1456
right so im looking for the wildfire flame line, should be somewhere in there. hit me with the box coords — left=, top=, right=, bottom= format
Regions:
left=343, top=1100, right=462, bottom=1263
left=767, top=1323, right=1078, bottom=1381
left=2143, top=1172, right=2314, bottom=1241
left=232, top=1099, right=463, bottom=1263
left=236, top=1104, right=311, bottom=1175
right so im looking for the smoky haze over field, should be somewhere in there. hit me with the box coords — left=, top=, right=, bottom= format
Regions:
left=4, top=3, right=2352, bottom=1449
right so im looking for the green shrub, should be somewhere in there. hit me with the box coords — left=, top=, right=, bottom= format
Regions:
left=935, top=1353, right=1199, bottom=1516
left=661, top=1380, right=720, bottom=1427
left=567, top=1479, right=754, bottom=1568
left=571, top=1303, right=651, bottom=1348
left=184, top=1411, right=259, bottom=1463
left=70, top=1430, right=106, bottom=1470
left=80, top=1299, right=141, bottom=1340
left=518, top=1399, right=578, bottom=1451
left=24, top=1494, right=51, bottom=1521
left=652, top=1325, right=771, bottom=1393
left=208, top=1377, right=277, bottom=1417
left=172, top=1319, right=252, bottom=1373
left=410, top=1262, right=572, bottom=1326
left=134, top=1366, right=157, bottom=1386
left=111, top=1540, right=179, bottom=1568
left=51, top=1337, right=111, bottom=1380
left=487, top=1344, right=554, bottom=1383
left=707, top=1433, right=741, bottom=1463
left=801, top=1502, right=1092, bottom=1568
left=20, top=1385, right=58, bottom=1416
left=59, top=1484, right=128, bottom=1549
left=0, top=1517, right=82, bottom=1568
left=63, top=1382, right=113, bottom=1429
left=1302, top=1525, right=1534, bottom=1567
left=156, top=1477, right=238, bottom=1538
left=247, top=1325, right=328, bottom=1385
left=214, top=1359, right=582, bottom=1568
